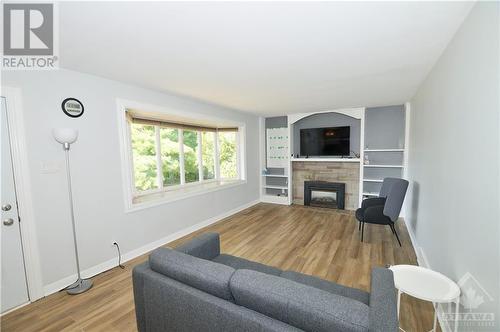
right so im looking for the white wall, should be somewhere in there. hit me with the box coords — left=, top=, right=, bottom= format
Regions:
left=407, top=2, right=499, bottom=330
left=1, top=69, right=260, bottom=290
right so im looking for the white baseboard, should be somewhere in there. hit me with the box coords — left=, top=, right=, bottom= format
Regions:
left=403, top=218, right=452, bottom=332
left=0, top=301, right=30, bottom=317
left=403, top=218, right=426, bottom=267
left=43, top=199, right=260, bottom=296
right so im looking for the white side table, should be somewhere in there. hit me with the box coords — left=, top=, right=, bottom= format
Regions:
left=389, top=265, right=461, bottom=332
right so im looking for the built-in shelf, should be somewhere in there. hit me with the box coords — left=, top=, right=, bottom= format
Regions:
left=364, top=149, right=404, bottom=152
left=363, top=179, right=383, bottom=183
left=362, top=192, right=379, bottom=197
left=262, top=174, right=288, bottom=178
left=291, top=158, right=360, bottom=163
left=263, top=185, right=288, bottom=190
left=363, top=164, right=403, bottom=168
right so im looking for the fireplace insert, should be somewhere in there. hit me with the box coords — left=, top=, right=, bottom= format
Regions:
left=304, top=181, right=345, bottom=209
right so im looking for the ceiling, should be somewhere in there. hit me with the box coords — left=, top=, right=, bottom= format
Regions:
left=59, top=2, right=473, bottom=116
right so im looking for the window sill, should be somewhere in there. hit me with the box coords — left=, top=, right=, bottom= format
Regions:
left=127, top=179, right=246, bottom=213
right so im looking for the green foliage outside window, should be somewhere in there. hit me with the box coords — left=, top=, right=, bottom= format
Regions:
left=219, top=132, right=237, bottom=179
left=131, top=122, right=238, bottom=192
left=160, top=128, right=180, bottom=186
left=183, top=130, right=199, bottom=183
left=131, top=124, right=158, bottom=191
left=202, top=132, right=215, bottom=180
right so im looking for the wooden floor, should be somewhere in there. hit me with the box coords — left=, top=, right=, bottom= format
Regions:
left=1, top=203, right=438, bottom=331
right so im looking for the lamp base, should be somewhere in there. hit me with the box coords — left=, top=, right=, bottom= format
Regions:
left=66, top=278, right=93, bottom=295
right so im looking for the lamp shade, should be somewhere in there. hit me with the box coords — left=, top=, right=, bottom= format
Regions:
left=53, top=128, right=78, bottom=144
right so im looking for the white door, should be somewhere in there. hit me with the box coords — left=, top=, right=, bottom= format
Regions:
left=1, top=96, right=29, bottom=313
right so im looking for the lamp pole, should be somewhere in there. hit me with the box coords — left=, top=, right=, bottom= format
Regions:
left=53, top=129, right=93, bottom=294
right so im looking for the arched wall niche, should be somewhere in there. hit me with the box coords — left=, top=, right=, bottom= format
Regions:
left=288, top=108, right=363, bottom=125
left=289, top=109, right=363, bottom=157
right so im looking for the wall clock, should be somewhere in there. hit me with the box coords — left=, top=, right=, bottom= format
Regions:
left=61, top=98, right=84, bottom=118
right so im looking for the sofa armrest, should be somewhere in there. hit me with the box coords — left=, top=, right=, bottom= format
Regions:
left=132, top=261, right=151, bottom=332
left=369, top=267, right=398, bottom=332
left=175, top=232, right=220, bottom=260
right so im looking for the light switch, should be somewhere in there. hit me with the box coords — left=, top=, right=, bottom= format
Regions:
left=40, top=161, right=61, bottom=174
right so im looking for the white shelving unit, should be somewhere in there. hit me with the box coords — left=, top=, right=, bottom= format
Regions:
left=262, top=174, right=288, bottom=178
left=263, top=184, right=288, bottom=190
left=364, top=164, right=403, bottom=168
left=362, top=106, right=407, bottom=199
left=363, top=179, right=383, bottom=183
left=364, top=149, right=404, bottom=152
left=260, top=117, right=290, bottom=205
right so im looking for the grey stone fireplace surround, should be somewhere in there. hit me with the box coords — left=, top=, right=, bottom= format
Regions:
left=292, top=161, right=359, bottom=210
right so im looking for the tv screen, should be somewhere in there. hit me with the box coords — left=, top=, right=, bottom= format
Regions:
left=300, top=126, right=350, bottom=157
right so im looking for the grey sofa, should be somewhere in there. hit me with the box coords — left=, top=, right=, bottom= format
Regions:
left=133, top=232, right=398, bottom=332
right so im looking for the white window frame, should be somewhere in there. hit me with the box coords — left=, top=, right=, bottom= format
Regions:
left=116, top=99, right=246, bottom=212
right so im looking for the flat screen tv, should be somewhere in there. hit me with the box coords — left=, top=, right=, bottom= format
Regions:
left=300, top=126, right=350, bottom=157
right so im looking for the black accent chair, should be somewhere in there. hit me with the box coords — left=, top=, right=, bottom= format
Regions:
left=356, top=178, right=409, bottom=246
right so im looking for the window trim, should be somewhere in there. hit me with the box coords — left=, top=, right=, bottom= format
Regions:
left=116, top=98, right=246, bottom=212
left=131, top=179, right=246, bottom=212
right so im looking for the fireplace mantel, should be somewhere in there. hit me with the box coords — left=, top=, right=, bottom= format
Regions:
left=291, top=158, right=360, bottom=163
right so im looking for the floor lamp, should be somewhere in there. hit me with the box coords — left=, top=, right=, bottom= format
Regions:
left=53, top=128, right=93, bottom=294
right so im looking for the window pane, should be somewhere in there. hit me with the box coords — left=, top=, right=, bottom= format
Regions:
left=219, top=131, right=238, bottom=179
left=160, top=128, right=181, bottom=186
left=183, top=130, right=199, bottom=183
left=130, top=124, right=158, bottom=191
left=201, top=132, right=215, bottom=180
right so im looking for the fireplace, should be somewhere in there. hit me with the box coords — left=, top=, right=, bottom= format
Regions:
left=304, top=181, right=345, bottom=209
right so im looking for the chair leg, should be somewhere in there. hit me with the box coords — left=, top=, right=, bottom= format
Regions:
left=358, top=221, right=361, bottom=231
left=361, top=222, right=365, bottom=242
left=390, top=224, right=402, bottom=247
left=388, top=224, right=395, bottom=234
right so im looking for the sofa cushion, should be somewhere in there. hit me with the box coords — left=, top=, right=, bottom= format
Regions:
left=149, top=247, right=235, bottom=301
left=213, top=254, right=282, bottom=276
left=280, top=270, right=369, bottom=305
left=230, top=269, right=370, bottom=332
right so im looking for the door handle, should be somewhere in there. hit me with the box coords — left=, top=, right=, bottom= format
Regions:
left=3, top=218, right=14, bottom=226
left=1, top=204, right=11, bottom=211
